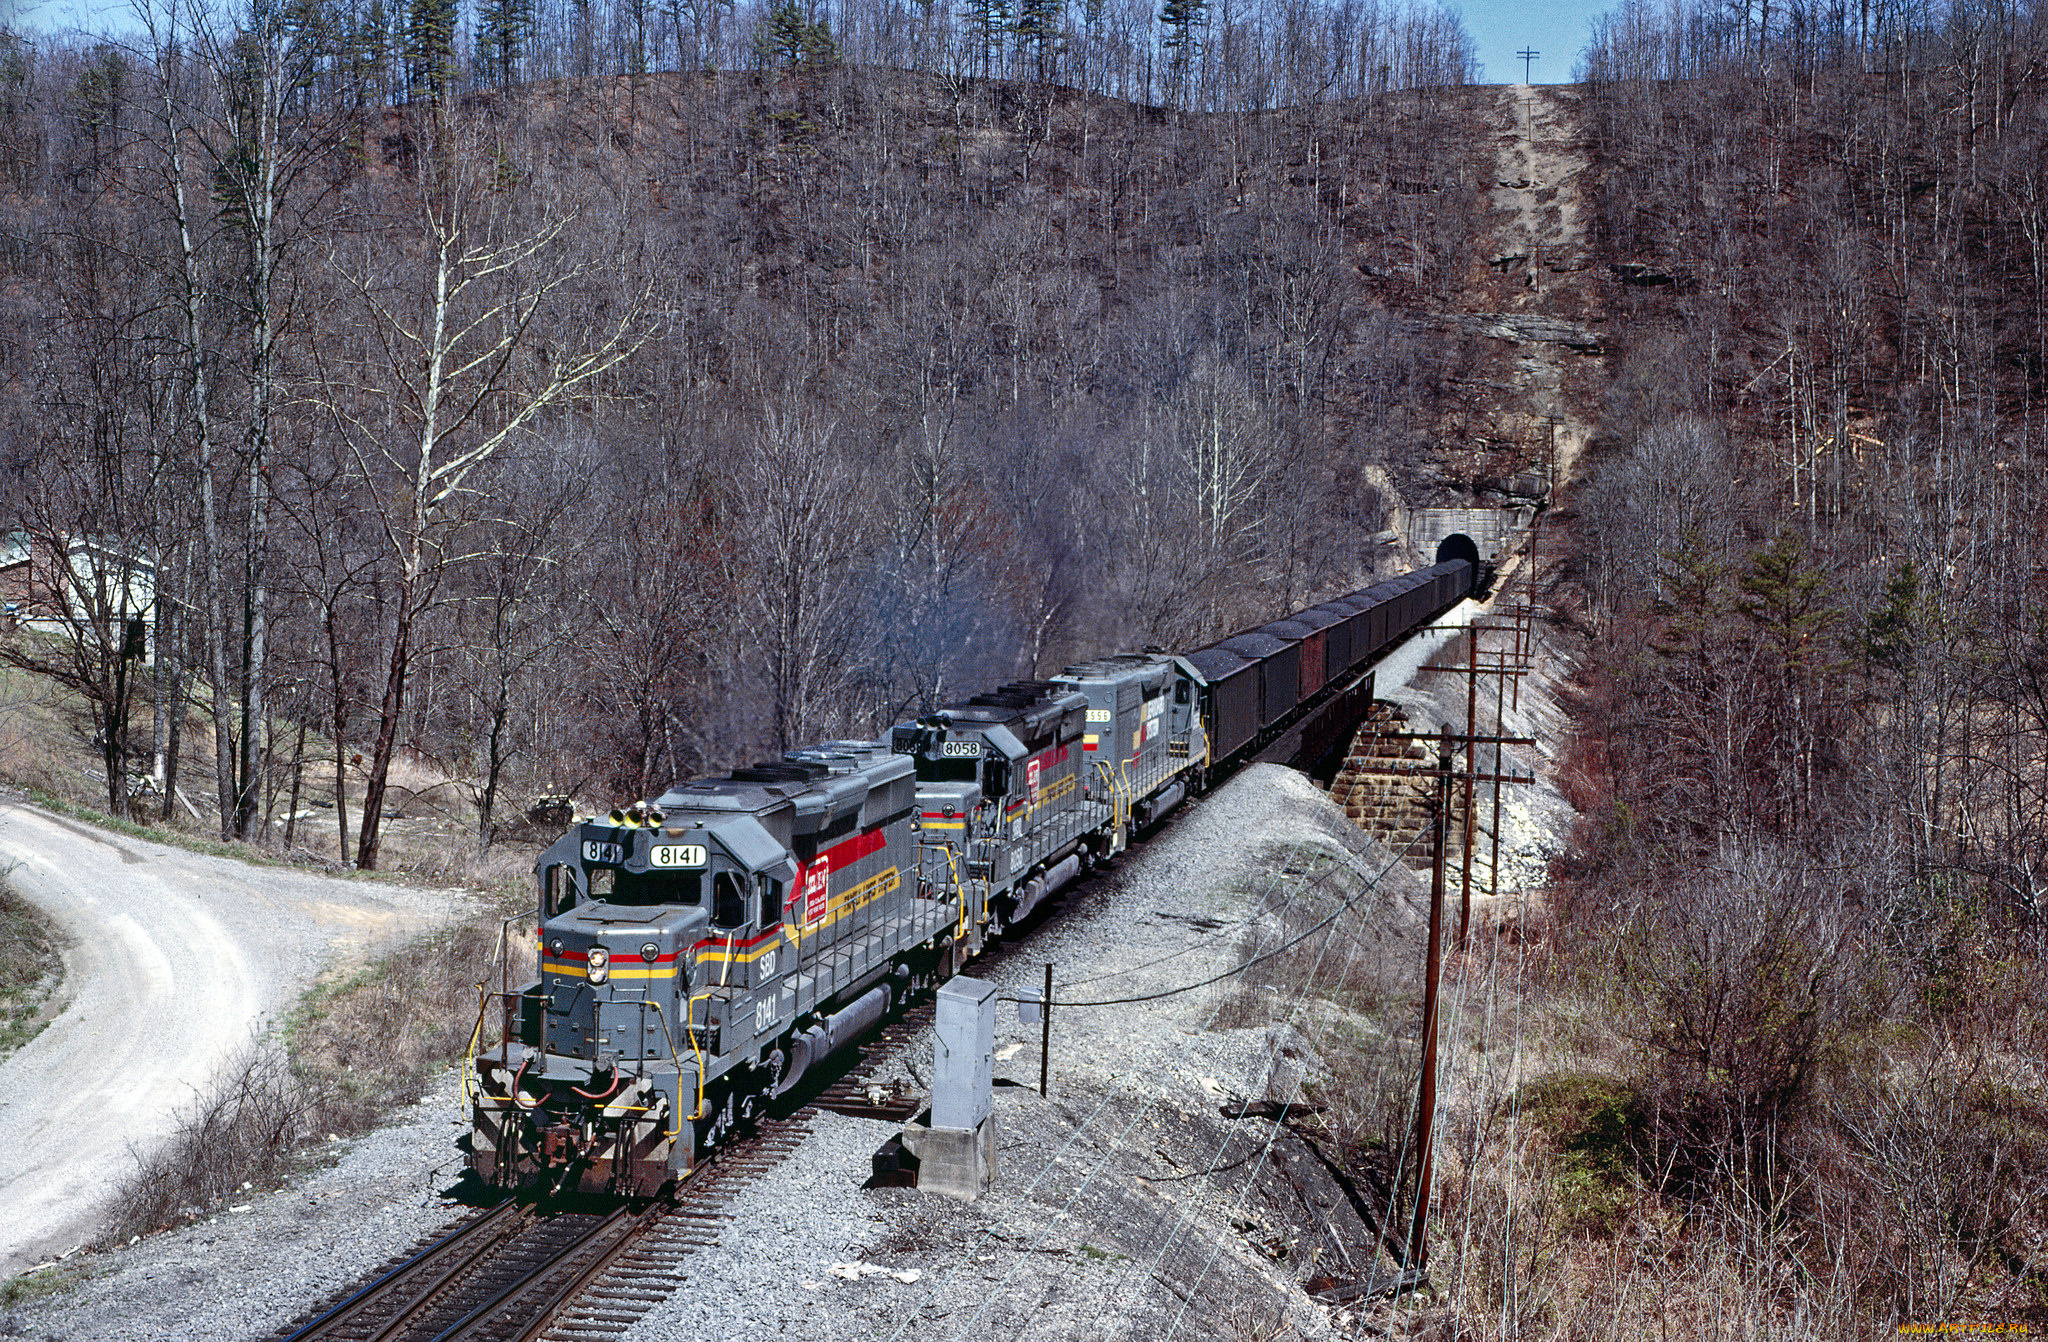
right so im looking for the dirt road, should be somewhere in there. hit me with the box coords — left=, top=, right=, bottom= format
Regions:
left=0, top=800, right=469, bottom=1277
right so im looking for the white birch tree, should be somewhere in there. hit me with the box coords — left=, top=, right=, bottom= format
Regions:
left=324, top=112, right=645, bottom=869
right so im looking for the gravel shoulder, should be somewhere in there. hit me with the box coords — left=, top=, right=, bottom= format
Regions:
left=672, top=763, right=1437, bottom=1342
left=0, top=799, right=473, bottom=1280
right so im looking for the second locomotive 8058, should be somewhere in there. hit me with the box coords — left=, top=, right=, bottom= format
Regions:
left=467, top=550, right=1478, bottom=1196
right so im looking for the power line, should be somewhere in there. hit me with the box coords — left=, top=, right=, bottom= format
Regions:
left=877, top=747, right=1471, bottom=1340
left=1159, top=850, right=1383, bottom=1342
left=1087, top=818, right=1434, bottom=1342
left=998, top=826, right=1433, bottom=1009
left=880, top=819, right=1353, bottom=1342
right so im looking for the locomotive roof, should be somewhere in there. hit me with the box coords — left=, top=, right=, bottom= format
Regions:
left=938, top=679, right=1087, bottom=731
left=654, top=739, right=909, bottom=814
left=1056, top=651, right=1172, bottom=684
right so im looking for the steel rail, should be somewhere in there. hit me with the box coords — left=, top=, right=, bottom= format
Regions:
left=278, top=1197, right=527, bottom=1342
left=426, top=1207, right=646, bottom=1342
left=273, top=836, right=1107, bottom=1342
left=501, top=1206, right=662, bottom=1342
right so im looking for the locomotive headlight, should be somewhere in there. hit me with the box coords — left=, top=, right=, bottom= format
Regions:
left=641, top=942, right=660, bottom=963
left=586, top=946, right=610, bottom=984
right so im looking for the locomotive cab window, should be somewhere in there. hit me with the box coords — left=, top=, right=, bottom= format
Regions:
left=712, top=871, right=748, bottom=929
left=599, top=868, right=703, bottom=908
left=758, top=875, right=784, bottom=926
left=1175, top=681, right=1190, bottom=704
left=916, top=756, right=979, bottom=783
left=542, top=865, right=579, bottom=918
left=984, top=756, right=1011, bottom=796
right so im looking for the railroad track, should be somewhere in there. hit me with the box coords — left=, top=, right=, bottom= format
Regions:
left=263, top=997, right=943, bottom=1342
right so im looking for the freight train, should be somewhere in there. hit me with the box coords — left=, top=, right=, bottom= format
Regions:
left=466, top=545, right=1480, bottom=1197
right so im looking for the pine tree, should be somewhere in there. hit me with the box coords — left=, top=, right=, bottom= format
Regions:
left=962, top=0, right=1009, bottom=77
left=1737, top=530, right=1841, bottom=833
left=1159, top=0, right=1202, bottom=103
left=1013, top=0, right=1061, bottom=82
left=404, top=0, right=456, bottom=101
left=343, top=0, right=391, bottom=107
left=1739, top=531, right=1837, bottom=684
left=477, top=0, right=532, bottom=88
left=1865, top=558, right=1919, bottom=678
left=73, top=43, right=127, bottom=161
left=758, top=0, right=838, bottom=72
left=0, top=31, right=31, bottom=190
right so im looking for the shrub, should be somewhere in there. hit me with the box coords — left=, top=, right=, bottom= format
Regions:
left=1516, top=1072, right=1647, bottom=1237
left=109, top=1048, right=311, bottom=1241
left=1608, top=842, right=1857, bottom=1198
left=102, top=921, right=505, bottom=1243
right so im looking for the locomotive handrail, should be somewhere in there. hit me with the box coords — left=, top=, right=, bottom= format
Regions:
left=637, top=998, right=690, bottom=1140
left=462, top=981, right=491, bottom=1108
left=919, top=842, right=968, bottom=943
left=1094, top=759, right=1131, bottom=840
left=495, top=916, right=524, bottom=1056
left=683, top=990, right=715, bottom=1120
left=469, top=560, right=1469, bottom=1198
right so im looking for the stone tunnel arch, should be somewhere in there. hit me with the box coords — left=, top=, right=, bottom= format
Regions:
left=1435, top=532, right=1482, bottom=593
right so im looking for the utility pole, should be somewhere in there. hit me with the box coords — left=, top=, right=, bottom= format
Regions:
left=1421, top=623, right=1535, bottom=952
left=1341, top=718, right=1534, bottom=1273
left=1039, top=962, right=1053, bottom=1097
left=1407, top=725, right=1451, bottom=1274
left=1518, top=47, right=1540, bottom=82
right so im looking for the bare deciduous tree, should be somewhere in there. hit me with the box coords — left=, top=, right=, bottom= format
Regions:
left=324, top=112, right=644, bottom=868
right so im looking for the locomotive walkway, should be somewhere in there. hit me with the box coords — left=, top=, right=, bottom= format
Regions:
left=0, top=799, right=466, bottom=1278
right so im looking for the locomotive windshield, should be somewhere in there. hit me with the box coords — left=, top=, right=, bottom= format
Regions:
left=593, top=868, right=704, bottom=907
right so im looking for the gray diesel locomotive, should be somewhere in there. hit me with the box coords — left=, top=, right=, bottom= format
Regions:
left=467, top=554, right=1477, bottom=1197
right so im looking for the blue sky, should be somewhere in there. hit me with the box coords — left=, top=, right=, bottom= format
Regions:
left=1464, top=0, right=1610, bottom=83
left=8, top=0, right=1615, bottom=86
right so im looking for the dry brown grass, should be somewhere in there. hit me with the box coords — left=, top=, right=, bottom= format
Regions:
left=0, top=865, right=60, bottom=1055
left=1401, top=933, right=2048, bottom=1340
left=0, top=664, right=82, bottom=800
left=1215, top=851, right=2048, bottom=1341
left=0, top=656, right=556, bottom=899
left=109, top=1047, right=314, bottom=1241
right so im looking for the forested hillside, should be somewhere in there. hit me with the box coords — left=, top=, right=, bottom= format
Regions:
left=1531, top=0, right=2048, bottom=1330
left=0, top=2, right=1507, bottom=869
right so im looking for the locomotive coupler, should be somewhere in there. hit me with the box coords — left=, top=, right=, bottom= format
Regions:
left=540, top=1122, right=584, bottom=1166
